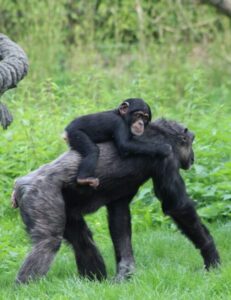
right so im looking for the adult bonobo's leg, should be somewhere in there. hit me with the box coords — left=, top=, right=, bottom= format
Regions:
left=152, top=159, right=220, bottom=270
left=16, top=188, right=66, bottom=284
left=107, top=198, right=135, bottom=282
left=64, top=215, right=107, bottom=281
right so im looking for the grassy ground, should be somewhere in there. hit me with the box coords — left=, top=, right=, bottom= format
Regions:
left=1, top=215, right=231, bottom=300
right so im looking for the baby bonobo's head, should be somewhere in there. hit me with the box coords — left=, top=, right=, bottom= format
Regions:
left=118, top=98, right=152, bottom=136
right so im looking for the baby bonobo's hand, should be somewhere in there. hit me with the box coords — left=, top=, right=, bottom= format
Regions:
left=77, top=177, right=100, bottom=189
left=155, top=143, right=172, bottom=157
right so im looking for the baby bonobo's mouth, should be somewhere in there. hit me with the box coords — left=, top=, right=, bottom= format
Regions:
left=131, top=124, right=144, bottom=136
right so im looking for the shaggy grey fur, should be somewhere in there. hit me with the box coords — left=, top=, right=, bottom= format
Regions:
left=0, top=33, right=29, bottom=128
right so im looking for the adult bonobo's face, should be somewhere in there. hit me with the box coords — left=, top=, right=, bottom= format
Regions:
left=177, top=128, right=195, bottom=170
left=119, top=98, right=151, bottom=136
left=152, top=119, right=195, bottom=170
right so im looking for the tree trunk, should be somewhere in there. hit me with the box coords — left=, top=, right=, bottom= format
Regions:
left=201, top=0, right=231, bottom=17
left=0, top=34, right=29, bottom=129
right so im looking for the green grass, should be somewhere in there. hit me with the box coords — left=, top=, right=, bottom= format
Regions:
left=1, top=216, right=231, bottom=300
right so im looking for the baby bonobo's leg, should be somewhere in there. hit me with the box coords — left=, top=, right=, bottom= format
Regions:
left=68, top=130, right=100, bottom=188
left=77, top=153, right=100, bottom=188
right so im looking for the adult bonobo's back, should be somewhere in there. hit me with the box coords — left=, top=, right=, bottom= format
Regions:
left=13, top=119, right=219, bottom=284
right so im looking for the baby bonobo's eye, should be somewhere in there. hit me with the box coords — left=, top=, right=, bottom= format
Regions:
left=133, top=112, right=142, bottom=119
left=143, top=114, right=149, bottom=123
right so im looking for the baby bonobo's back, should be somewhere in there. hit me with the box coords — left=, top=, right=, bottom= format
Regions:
left=66, top=110, right=119, bottom=142
left=64, top=98, right=155, bottom=188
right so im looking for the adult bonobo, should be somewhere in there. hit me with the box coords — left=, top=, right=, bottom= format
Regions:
left=13, top=119, right=220, bottom=284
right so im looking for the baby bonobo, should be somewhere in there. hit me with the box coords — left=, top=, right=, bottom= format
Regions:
left=64, top=98, right=171, bottom=188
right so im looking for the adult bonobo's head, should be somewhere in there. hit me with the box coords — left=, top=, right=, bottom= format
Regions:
left=118, top=98, right=152, bottom=136
left=151, top=119, right=195, bottom=170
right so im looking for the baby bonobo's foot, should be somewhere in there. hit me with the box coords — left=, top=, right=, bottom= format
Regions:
left=77, top=177, right=100, bottom=188
left=11, top=190, right=18, bottom=208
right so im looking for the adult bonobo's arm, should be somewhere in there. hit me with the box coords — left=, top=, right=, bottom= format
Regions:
left=148, top=120, right=220, bottom=270
left=104, top=120, right=219, bottom=278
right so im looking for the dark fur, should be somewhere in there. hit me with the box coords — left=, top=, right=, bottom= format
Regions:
left=13, top=119, right=220, bottom=284
left=65, top=98, right=170, bottom=182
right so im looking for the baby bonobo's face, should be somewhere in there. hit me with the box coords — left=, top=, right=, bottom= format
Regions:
left=130, top=111, right=150, bottom=136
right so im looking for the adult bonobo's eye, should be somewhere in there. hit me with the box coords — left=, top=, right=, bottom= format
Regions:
left=182, top=136, right=187, bottom=142
left=180, top=135, right=188, bottom=144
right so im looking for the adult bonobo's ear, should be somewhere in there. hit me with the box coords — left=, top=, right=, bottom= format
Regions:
left=119, top=101, right=130, bottom=115
left=184, top=128, right=188, bottom=133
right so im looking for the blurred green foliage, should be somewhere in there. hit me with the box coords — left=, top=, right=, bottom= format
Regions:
left=1, top=0, right=231, bottom=77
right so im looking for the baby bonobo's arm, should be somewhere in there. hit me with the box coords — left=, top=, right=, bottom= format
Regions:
left=113, top=121, right=172, bottom=157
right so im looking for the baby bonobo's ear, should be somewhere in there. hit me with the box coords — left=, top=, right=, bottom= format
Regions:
left=119, top=101, right=129, bottom=115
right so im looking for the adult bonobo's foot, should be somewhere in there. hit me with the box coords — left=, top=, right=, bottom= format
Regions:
left=11, top=190, right=18, bottom=208
left=77, top=177, right=100, bottom=188
left=113, top=260, right=135, bottom=283
left=201, top=242, right=221, bottom=270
